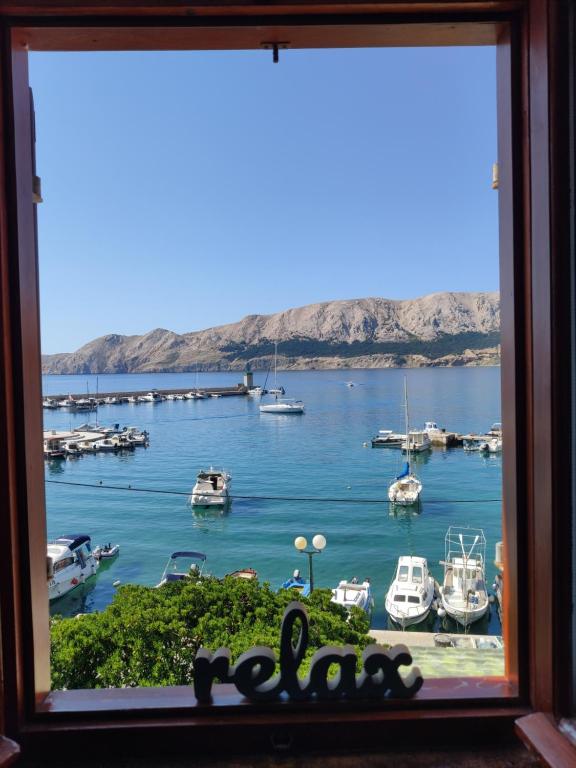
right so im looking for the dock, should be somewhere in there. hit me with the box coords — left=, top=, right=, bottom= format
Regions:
left=368, top=630, right=504, bottom=677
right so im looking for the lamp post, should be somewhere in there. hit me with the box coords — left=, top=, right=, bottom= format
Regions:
left=294, top=534, right=327, bottom=593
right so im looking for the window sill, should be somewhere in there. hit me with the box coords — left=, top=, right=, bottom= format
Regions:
left=516, top=713, right=576, bottom=768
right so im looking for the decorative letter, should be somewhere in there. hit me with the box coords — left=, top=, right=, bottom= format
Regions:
left=193, top=648, right=232, bottom=702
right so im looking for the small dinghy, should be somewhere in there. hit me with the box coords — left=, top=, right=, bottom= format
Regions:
left=156, top=551, right=207, bottom=587
left=439, top=527, right=490, bottom=627
left=190, top=468, right=231, bottom=506
left=93, top=543, right=120, bottom=560
left=331, top=578, right=373, bottom=615
left=385, top=556, right=436, bottom=628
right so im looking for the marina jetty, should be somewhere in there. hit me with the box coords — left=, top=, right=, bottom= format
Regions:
left=45, top=384, right=247, bottom=405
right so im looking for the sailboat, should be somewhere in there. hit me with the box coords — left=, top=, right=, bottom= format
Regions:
left=268, top=342, right=285, bottom=396
left=388, top=378, right=422, bottom=506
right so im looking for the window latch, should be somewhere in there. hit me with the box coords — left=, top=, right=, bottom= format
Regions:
left=261, top=41, right=290, bottom=64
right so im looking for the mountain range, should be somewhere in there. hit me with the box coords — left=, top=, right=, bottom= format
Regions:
left=41, top=291, right=500, bottom=374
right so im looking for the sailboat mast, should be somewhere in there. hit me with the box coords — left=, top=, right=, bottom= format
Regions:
left=274, top=342, right=278, bottom=389
left=404, top=376, right=411, bottom=471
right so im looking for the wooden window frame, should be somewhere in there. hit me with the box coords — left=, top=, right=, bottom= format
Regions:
left=0, top=0, right=573, bottom=763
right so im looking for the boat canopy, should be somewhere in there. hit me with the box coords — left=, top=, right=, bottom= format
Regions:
left=170, top=551, right=206, bottom=561
left=54, top=534, right=91, bottom=550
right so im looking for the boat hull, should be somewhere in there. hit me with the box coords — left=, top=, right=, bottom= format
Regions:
left=440, top=596, right=490, bottom=627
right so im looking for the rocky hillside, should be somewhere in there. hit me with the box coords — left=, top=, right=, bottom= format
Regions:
left=42, top=292, right=500, bottom=374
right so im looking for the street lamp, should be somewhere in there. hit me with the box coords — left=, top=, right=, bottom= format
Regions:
left=294, top=534, right=327, bottom=593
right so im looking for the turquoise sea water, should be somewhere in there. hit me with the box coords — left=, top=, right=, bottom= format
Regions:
left=43, top=367, right=502, bottom=633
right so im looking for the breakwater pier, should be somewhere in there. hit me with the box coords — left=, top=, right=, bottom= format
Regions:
left=44, top=385, right=247, bottom=407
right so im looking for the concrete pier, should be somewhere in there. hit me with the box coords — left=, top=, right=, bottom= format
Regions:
left=46, top=385, right=248, bottom=403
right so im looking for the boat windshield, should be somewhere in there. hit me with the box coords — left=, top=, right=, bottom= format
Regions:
left=412, top=566, right=423, bottom=583
left=398, top=565, right=409, bottom=582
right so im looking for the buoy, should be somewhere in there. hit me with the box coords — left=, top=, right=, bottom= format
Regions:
left=363, top=442, right=368, bottom=448
left=489, top=595, right=496, bottom=603
left=113, top=580, right=121, bottom=587
left=437, top=607, right=446, bottom=618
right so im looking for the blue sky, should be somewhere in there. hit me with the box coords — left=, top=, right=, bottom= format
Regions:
left=30, top=47, right=498, bottom=354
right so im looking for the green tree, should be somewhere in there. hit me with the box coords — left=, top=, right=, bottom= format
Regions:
left=50, top=577, right=372, bottom=690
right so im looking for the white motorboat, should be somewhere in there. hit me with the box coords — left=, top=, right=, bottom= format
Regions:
left=93, top=543, right=120, bottom=559
left=157, top=551, right=207, bottom=586
left=331, top=578, right=373, bottom=615
left=463, top=438, right=482, bottom=451
left=58, top=396, right=76, bottom=408
left=439, top=527, right=490, bottom=627
left=385, top=556, right=436, bottom=628
left=190, top=468, right=231, bottom=506
left=480, top=437, right=502, bottom=453
left=423, top=421, right=444, bottom=437
left=126, top=395, right=138, bottom=403
left=42, top=398, right=59, bottom=409
left=371, top=429, right=405, bottom=448
left=268, top=342, right=285, bottom=396
left=122, top=426, right=148, bottom=445
left=259, top=398, right=304, bottom=414
left=63, top=440, right=83, bottom=457
left=104, top=396, right=120, bottom=405
left=94, top=438, right=119, bottom=452
left=248, top=386, right=267, bottom=397
left=402, top=430, right=432, bottom=453
left=47, top=534, right=99, bottom=601
left=489, top=422, right=502, bottom=436
left=388, top=379, right=422, bottom=506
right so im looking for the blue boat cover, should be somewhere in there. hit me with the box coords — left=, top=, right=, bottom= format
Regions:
left=396, top=463, right=410, bottom=480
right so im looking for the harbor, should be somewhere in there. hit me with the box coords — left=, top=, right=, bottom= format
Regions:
left=43, top=367, right=503, bottom=639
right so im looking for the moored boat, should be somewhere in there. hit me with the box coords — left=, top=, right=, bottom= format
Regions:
left=439, top=526, right=490, bottom=627
left=401, top=430, right=431, bottom=453
left=93, top=543, right=120, bottom=560
left=281, top=569, right=310, bottom=596
left=385, top=556, right=436, bottom=628
left=156, top=551, right=207, bottom=586
left=190, top=468, right=231, bottom=506
left=388, top=379, right=422, bottom=506
left=331, top=578, right=373, bottom=615
left=259, top=398, right=304, bottom=414
left=47, top=534, right=99, bottom=601
left=371, top=429, right=404, bottom=448
left=226, top=567, right=258, bottom=580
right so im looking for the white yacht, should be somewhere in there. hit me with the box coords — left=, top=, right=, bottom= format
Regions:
left=388, top=379, right=422, bottom=506
left=259, top=398, right=304, bottom=414
left=47, top=535, right=99, bottom=601
left=331, top=578, right=373, bottom=615
left=190, top=468, right=231, bottom=506
left=439, top=527, right=490, bottom=627
left=385, top=556, right=436, bottom=628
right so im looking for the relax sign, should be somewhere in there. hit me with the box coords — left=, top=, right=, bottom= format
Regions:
left=194, top=601, right=423, bottom=702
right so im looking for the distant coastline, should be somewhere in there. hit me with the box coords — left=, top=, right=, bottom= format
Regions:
left=42, top=291, right=500, bottom=375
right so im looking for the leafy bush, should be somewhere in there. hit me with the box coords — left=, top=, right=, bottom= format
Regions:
left=50, top=577, right=371, bottom=690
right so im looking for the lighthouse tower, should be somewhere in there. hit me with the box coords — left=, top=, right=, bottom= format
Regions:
left=243, top=362, right=253, bottom=390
